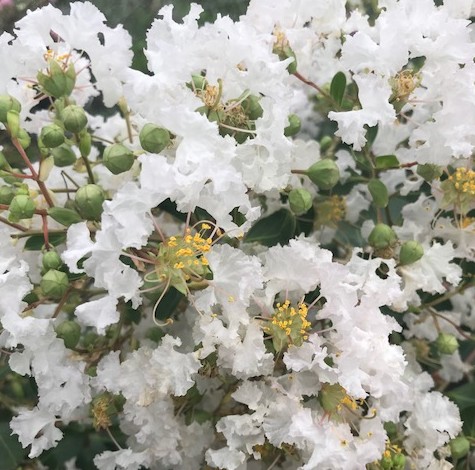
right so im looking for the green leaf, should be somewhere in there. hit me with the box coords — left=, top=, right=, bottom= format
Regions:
left=48, top=207, right=82, bottom=227
left=24, top=232, right=66, bottom=251
left=365, top=125, right=378, bottom=149
left=375, top=154, right=400, bottom=170
left=330, top=72, right=346, bottom=107
left=244, top=209, right=296, bottom=247
left=155, top=287, right=184, bottom=321
left=447, top=382, right=475, bottom=410
left=368, top=179, right=389, bottom=208
left=0, top=422, right=27, bottom=470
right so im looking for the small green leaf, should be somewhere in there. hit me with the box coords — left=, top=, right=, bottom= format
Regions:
left=375, top=154, right=400, bottom=170
left=244, top=209, right=296, bottom=247
left=365, top=125, right=378, bottom=149
left=330, top=72, right=346, bottom=107
left=368, top=179, right=389, bottom=208
left=24, top=232, right=66, bottom=251
left=48, top=207, right=82, bottom=227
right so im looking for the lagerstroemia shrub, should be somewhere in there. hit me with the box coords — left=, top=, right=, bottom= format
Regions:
left=1, top=0, right=475, bottom=468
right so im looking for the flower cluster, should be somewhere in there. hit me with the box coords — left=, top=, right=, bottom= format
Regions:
left=0, top=1, right=474, bottom=469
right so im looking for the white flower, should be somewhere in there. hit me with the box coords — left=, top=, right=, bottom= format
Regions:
left=329, top=74, right=395, bottom=150
left=10, top=407, right=63, bottom=458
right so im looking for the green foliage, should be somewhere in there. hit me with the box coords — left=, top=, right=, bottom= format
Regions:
left=245, top=209, right=296, bottom=246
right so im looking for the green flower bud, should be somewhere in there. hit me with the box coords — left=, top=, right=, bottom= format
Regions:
left=449, top=436, right=470, bottom=459
left=40, top=124, right=64, bottom=148
left=242, top=95, right=263, bottom=120
left=79, top=131, right=92, bottom=157
left=0, top=95, right=21, bottom=123
left=0, top=186, right=15, bottom=205
left=320, top=136, right=333, bottom=153
left=42, top=251, right=63, bottom=270
left=61, top=105, right=87, bottom=133
left=7, top=110, right=20, bottom=137
left=55, top=320, right=80, bottom=349
left=37, top=61, right=76, bottom=98
left=139, top=123, right=171, bottom=153
left=40, top=269, right=69, bottom=299
left=306, top=159, right=340, bottom=190
left=103, top=143, right=134, bottom=174
left=284, top=114, right=301, bottom=137
left=436, top=333, right=459, bottom=355
left=9, top=194, right=35, bottom=219
left=288, top=188, right=313, bottom=215
left=75, top=184, right=105, bottom=221
left=399, top=241, right=424, bottom=265
left=52, top=144, right=77, bottom=167
left=17, top=128, right=31, bottom=150
left=392, top=453, right=406, bottom=470
left=380, top=455, right=392, bottom=470
left=368, top=223, right=398, bottom=250
left=16, top=184, right=29, bottom=196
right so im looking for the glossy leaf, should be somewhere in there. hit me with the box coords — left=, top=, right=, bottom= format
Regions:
left=375, top=154, right=400, bottom=170
left=368, top=179, right=389, bottom=208
left=330, top=72, right=346, bottom=107
left=48, top=207, right=82, bottom=227
left=24, top=232, right=67, bottom=251
left=245, top=209, right=296, bottom=247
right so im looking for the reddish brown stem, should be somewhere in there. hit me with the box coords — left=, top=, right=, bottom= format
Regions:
left=0, top=215, right=28, bottom=232
left=42, top=213, right=50, bottom=249
left=11, top=138, right=55, bottom=208
left=293, top=71, right=333, bottom=102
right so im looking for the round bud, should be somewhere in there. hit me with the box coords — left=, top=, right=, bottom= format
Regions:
left=16, top=185, right=29, bottom=196
left=42, top=251, right=63, bottom=270
left=289, top=188, right=313, bottom=215
left=79, top=131, right=92, bottom=157
left=40, top=124, right=64, bottom=148
left=0, top=186, right=15, bottom=205
left=52, top=144, right=77, bottom=167
left=449, top=436, right=470, bottom=459
left=139, top=123, right=171, bottom=153
left=40, top=269, right=69, bottom=299
left=103, top=143, right=134, bottom=174
left=62, top=105, right=88, bottom=133
left=284, top=114, right=301, bottom=137
left=436, top=333, right=459, bottom=355
left=368, top=223, right=398, bottom=250
left=392, top=454, right=406, bottom=470
left=75, top=184, right=105, bottom=221
left=306, top=159, right=340, bottom=190
left=399, top=241, right=424, bottom=266
left=0, top=95, right=21, bottom=123
left=242, top=95, right=263, bottom=120
left=319, top=136, right=333, bottom=153
left=55, top=320, right=81, bottom=349
left=380, top=455, right=392, bottom=470
left=9, top=194, right=35, bottom=219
